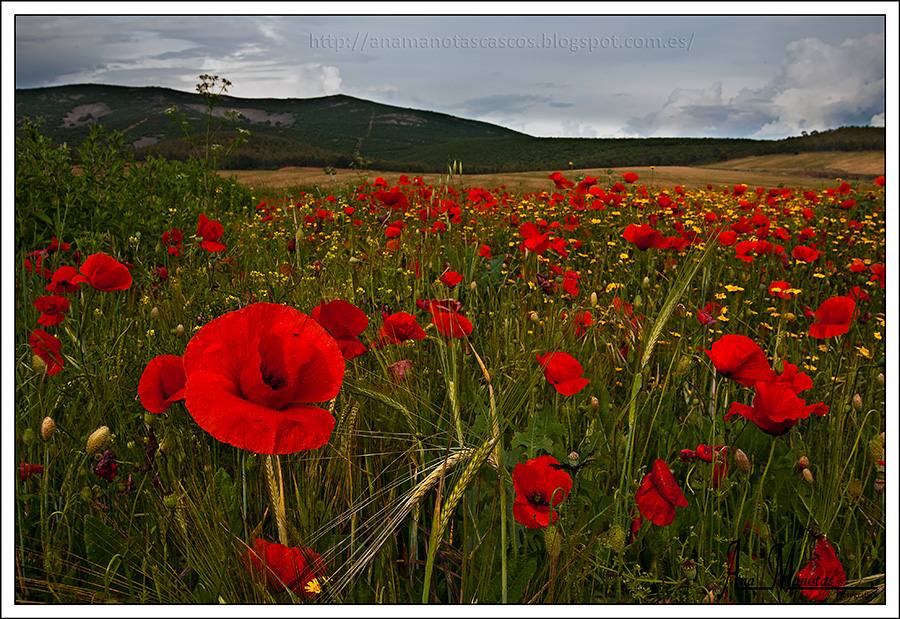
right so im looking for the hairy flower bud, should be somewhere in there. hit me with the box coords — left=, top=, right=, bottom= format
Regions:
left=734, top=448, right=752, bottom=474
left=590, top=395, right=600, bottom=410
left=590, top=292, right=598, bottom=308
left=150, top=306, right=160, bottom=319
left=527, top=311, right=539, bottom=323
left=802, top=468, right=814, bottom=484
left=175, top=324, right=185, bottom=337
left=41, top=416, right=56, bottom=441
left=86, top=426, right=111, bottom=455
left=543, top=525, right=562, bottom=560
left=852, top=393, right=863, bottom=411
left=797, top=455, right=810, bottom=469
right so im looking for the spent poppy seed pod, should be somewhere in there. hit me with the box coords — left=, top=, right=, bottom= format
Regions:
left=852, top=393, right=863, bottom=411
left=590, top=292, right=598, bottom=307
left=797, top=455, right=810, bottom=469
left=802, top=468, right=814, bottom=484
left=150, top=306, right=160, bottom=319
left=175, top=324, right=185, bottom=336
left=528, top=311, right=539, bottom=323
left=86, top=426, right=111, bottom=455
left=41, top=416, right=56, bottom=441
left=734, top=448, right=752, bottom=474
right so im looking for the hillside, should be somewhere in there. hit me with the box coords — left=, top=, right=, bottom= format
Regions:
left=15, top=83, right=886, bottom=173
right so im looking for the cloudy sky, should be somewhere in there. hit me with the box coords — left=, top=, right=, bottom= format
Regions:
left=15, top=15, right=886, bottom=138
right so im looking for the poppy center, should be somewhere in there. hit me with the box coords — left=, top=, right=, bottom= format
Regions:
left=261, top=363, right=287, bottom=391
left=528, top=491, right=549, bottom=507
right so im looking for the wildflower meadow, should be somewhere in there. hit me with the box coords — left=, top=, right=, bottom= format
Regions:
left=13, top=87, right=888, bottom=607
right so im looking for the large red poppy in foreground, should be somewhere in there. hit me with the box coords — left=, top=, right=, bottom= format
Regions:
left=512, top=455, right=573, bottom=528
left=311, top=299, right=368, bottom=360
left=182, top=303, right=345, bottom=454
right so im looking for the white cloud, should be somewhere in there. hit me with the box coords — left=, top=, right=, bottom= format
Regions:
left=627, top=32, right=885, bottom=138
left=870, top=112, right=885, bottom=127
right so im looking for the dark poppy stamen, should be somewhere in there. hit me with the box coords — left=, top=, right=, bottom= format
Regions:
left=528, top=491, right=549, bottom=507
left=261, top=364, right=287, bottom=390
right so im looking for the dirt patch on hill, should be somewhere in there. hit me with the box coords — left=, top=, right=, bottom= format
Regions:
left=62, top=102, right=112, bottom=127
left=185, top=104, right=295, bottom=126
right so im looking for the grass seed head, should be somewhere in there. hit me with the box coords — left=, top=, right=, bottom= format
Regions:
left=86, top=426, right=111, bottom=455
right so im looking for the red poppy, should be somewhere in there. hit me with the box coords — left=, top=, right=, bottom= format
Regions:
left=796, top=537, right=846, bottom=602
left=478, top=244, right=492, bottom=258
left=512, top=455, right=573, bottom=528
left=33, top=295, right=70, bottom=327
left=311, top=300, right=369, bottom=360
left=705, top=334, right=774, bottom=386
left=162, top=228, right=184, bottom=256
left=726, top=380, right=827, bottom=436
left=70, top=253, right=132, bottom=291
left=430, top=306, right=473, bottom=339
left=622, top=171, right=639, bottom=184
left=197, top=213, right=227, bottom=252
left=869, top=263, right=885, bottom=288
left=635, top=459, right=688, bottom=526
left=848, top=286, right=870, bottom=302
left=244, top=538, right=326, bottom=597
left=773, top=360, right=813, bottom=394
left=792, top=245, right=821, bottom=263
left=874, top=175, right=885, bottom=187
left=45, top=265, right=81, bottom=294
left=440, top=270, right=463, bottom=288
left=182, top=303, right=344, bottom=454
left=768, top=280, right=796, bottom=300
left=138, top=355, right=186, bottom=414
left=573, top=310, right=593, bottom=337
left=29, top=329, right=64, bottom=376
left=549, top=171, right=574, bottom=190
left=622, top=224, right=666, bottom=250
left=377, top=312, right=426, bottom=346
left=519, top=222, right=550, bottom=255
left=535, top=352, right=589, bottom=396
left=19, top=462, right=45, bottom=481
left=696, top=301, right=721, bottom=326
left=809, top=296, right=855, bottom=339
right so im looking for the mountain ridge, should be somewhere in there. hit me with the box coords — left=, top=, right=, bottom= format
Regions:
left=15, top=83, right=886, bottom=174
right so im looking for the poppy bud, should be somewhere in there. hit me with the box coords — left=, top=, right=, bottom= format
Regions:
left=590, top=292, right=598, bottom=307
left=86, top=426, right=111, bottom=455
left=543, top=525, right=562, bottom=560
left=175, top=324, right=185, bottom=336
left=23, top=428, right=36, bottom=446
left=567, top=451, right=580, bottom=465
left=734, top=448, right=752, bottom=474
left=469, top=281, right=477, bottom=292
left=797, top=455, right=810, bottom=469
left=150, top=306, right=160, bottom=319
left=528, top=311, right=539, bottom=323
left=852, top=393, right=863, bottom=411
left=590, top=395, right=600, bottom=410
left=802, top=468, right=814, bottom=484
left=642, top=276, right=650, bottom=290
left=41, top=416, right=56, bottom=441
left=877, top=373, right=885, bottom=386
left=32, top=354, right=47, bottom=374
